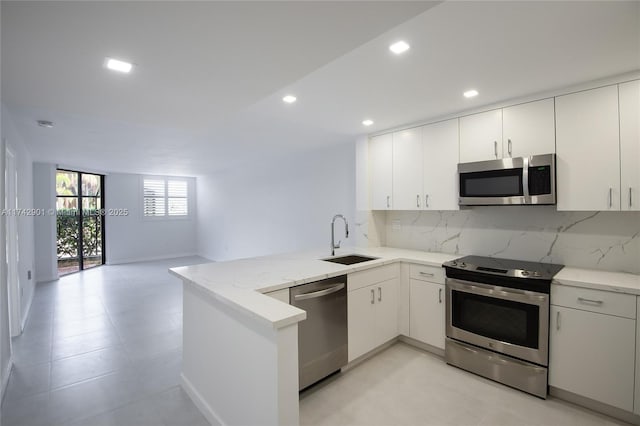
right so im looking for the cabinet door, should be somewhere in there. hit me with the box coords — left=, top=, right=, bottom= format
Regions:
left=459, top=109, right=503, bottom=163
left=369, top=133, right=393, bottom=210
left=392, top=128, right=423, bottom=210
left=347, top=285, right=377, bottom=362
left=636, top=297, right=640, bottom=415
left=422, top=119, right=460, bottom=210
left=503, top=98, right=555, bottom=158
left=409, top=280, right=445, bottom=349
left=374, top=278, right=399, bottom=347
left=556, top=85, right=620, bottom=211
left=549, top=305, right=635, bottom=411
left=619, top=80, right=640, bottom=211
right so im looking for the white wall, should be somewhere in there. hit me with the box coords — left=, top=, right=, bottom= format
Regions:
left=33, top=163, right=57, bottom=282
left=0, top=125, right=11, bottom=408
left=197, top=143, right=356, bottom=261
left=105, top=173, right=197, bottom=264
left=2, top=106, right=36, bottom=328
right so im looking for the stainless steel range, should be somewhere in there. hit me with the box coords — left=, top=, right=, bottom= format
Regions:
left=443, top=255, right=564, bottom=398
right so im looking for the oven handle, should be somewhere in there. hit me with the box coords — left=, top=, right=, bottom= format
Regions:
left=446, top=277, right=548, bottom=305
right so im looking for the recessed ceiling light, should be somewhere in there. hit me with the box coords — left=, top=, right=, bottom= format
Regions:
left=362, top=119, right=374, bottom=126
left=463, top=89, right=479, bottom=98
left=37, top=120, right=54, bottom=128
left=104, top=57, right=133, bottom=73
left=282, top=95, right=297, bottom=104
left=389, top=41, right=410, bottom=54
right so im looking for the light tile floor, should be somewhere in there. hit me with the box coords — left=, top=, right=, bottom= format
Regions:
left=2, top=257, right=632, bottom=426
left=2, top=257, right=210, bottom=426
left=300, top=343, right=632, bottom=426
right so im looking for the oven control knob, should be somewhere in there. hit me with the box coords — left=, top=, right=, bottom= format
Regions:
left=521, top=270, right=530, bottom=276
left=451, top=260, right=457, bottom=266
left=533, top=271, right=541, bottom=277
left=460, top=262, right=466, bottom=268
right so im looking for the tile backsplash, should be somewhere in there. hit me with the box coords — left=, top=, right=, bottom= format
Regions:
left=370, top=207, right=639, bottom=274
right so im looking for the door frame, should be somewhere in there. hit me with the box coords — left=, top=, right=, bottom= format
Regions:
left=56, top=169, right=106, bottom=274
left=5, top=146, right=21, bottom=337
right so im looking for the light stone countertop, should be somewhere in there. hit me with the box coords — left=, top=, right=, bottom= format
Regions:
left=170, top=246, right=640, bottom=330
left=169, top=246, right=458, bottom=329
left=553, top=266, right=640, bottom=296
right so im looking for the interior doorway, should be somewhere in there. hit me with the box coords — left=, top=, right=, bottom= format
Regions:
left=56, top=169, right=105, bottom=276
left=5, top=146, right=21, bottom=336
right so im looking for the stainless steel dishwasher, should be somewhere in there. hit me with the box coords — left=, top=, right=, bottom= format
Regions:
left=290, top=275, right=347, bottom=390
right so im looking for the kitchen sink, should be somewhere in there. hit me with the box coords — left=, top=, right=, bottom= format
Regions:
left=322, top=254, right=378, bottom=265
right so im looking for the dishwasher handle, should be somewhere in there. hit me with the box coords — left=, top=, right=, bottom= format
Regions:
left=293, top=283, right=345, bottom=301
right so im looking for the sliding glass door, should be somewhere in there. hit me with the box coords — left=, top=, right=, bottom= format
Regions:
left=56, top=170, right=105, bottom=275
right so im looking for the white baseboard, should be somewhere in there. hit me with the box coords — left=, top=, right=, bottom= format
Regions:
left=20, top=286, right=35, bottom=331
left=1, top=356, right=13, bottom=403
left=106, top=252, right=199, bottom=265
left=35, top=275, right=58, bottom=284
left=181, top=373, right=225, bottom=426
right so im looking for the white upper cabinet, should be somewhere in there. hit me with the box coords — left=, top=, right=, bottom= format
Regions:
left=619, top=80, right=640, bottom=211
left=392, top=128, right=423, bottom=210
left=369, top=133, right=393, bottom=210
left=422, top=119, right=460, bottom=210
left=556, top=85, right=621, bottom=211
left=502, top=98, right=556, bottom=158
left=459, top=109, right=503, bottom=163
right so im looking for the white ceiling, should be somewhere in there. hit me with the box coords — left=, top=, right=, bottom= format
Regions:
left=2, top=1, right=639, bottom=176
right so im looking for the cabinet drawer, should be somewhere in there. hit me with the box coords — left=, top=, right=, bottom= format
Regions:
left=551, top=285, right=636, bottom=319
left=348, top=263, right=400, bottom=292
left=409, top=264, right=445, bottom=284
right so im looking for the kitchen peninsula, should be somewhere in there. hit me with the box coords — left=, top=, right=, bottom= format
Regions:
left=169, top=247, right=455, bottom=426
left=170, top=247, right=640, bottom=426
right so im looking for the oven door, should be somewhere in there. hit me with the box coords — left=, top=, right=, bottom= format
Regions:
left=446, top=277, right=549, bottom=366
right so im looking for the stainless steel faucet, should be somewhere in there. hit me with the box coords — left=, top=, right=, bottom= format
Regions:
left=331, top=214, right=349, bottom=256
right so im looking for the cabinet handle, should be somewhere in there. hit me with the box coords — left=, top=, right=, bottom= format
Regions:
left=370, top=289, right=375, bottom=304
left=629, top=187, right=633, bottom=208
left=378, top=286, right=382, bottom=302
left=494, top=141, right=498, bottom=158
left=438, top=288, right=442, bottom=304
left=577, top=297, right=604, bottom=306
left=416, top=195, right=420, bottom=208
left=508, top=139, right=512, bottom=156
left=556, top=311, right=560, bottom=331
left=419, top=271, right=435, bottom=277
left=425, top=194, right=429, bottom=208
left=386, top=196, right=390, bottom=208
left=608, top=188, right=612, bottom=208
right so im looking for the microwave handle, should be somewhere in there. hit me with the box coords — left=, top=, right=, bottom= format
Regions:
left=522, top=157, right=530, bottom=198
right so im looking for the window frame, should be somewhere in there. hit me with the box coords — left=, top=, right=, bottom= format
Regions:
left=141, top=176, right=192, bottom=220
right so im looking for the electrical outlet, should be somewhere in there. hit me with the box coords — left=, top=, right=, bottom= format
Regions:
left=27, top=270, right=32, bottom=280
left=392, top=220, right=401, bottom=231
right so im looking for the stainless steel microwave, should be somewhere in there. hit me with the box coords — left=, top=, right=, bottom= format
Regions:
left=458, top=153, right=556, bottom=206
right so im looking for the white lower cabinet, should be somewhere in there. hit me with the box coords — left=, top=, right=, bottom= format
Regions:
left=408, top=264, right=446, bottom=350
left=549, top=286, right=636, bottom=412
left=264, top=288, right=289, bottom=303
left=409, top=280, right=444, bottom=349
left=347, top=277, right=399, bottom=362
left=636, top=296, right=640, bottom=415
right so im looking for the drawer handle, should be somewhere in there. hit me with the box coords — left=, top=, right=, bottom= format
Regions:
left=419, top=271, right=435, bottom=277
left=371, top=289, right=375, bottom=304
left=378, top=287, right=382, bottom=302
left=577, top=297, right=604, bottom=306
left=438, top=288, right=442, bottom=304
left=556, top=311, right=560, bottom=331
